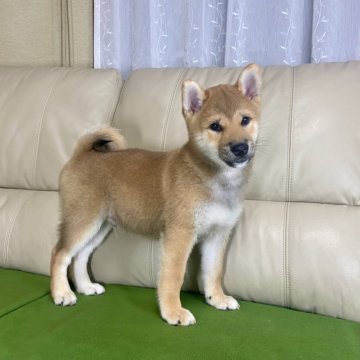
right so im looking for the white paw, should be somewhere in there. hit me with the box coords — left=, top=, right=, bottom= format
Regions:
left=206, top=294, right=240, bottom=310
left=53, top=289, right=77, bottom=306
left=77, top=283, right=105, bottom=296
left=161, top=307, right=196, bottom=326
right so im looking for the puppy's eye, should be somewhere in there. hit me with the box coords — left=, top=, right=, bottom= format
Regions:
left=209, top=122, right=223, bottom=132
left=241, top=116, right=251, bottom=127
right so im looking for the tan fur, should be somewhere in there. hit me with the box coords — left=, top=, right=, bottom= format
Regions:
left=51, top=64, right=262, bottom=326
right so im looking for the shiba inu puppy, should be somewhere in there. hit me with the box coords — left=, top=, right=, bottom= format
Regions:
left=51, top=64, right=262, bottom=326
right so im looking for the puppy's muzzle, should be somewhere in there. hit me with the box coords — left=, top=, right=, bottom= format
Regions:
left=220, top=141, right=254, bottom=168
left=230, top=142, right=249, bottom=158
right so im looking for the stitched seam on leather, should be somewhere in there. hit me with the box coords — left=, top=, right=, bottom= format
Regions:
left=0, top=186, right=58, bottom=192
left=106, top=72, right=123, bottom=127
left=283, top=67, right=296, bottom=307
left=160, top=68, right=187, bottom=151
left=245, top=199, right=359, bottom=207
left=111, top=79, right=126, bottom=128
left=287, top=68, right=296, bottom=201
left=1, top=186, right=357, bottom=206
left=2, top=192, right=33, bottom=266
left=32, top=69, right=66, bottom=186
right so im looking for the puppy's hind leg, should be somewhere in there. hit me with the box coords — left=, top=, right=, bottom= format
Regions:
left=72, top=222, right=112, bottom=296
left=50, top=216, right=105, bottom=306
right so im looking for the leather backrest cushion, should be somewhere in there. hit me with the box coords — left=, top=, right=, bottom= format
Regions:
left=0, top=67, right=122, bottom=190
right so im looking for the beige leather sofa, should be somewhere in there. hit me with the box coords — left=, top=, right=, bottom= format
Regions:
left=0, top=62, right=359, bottom=328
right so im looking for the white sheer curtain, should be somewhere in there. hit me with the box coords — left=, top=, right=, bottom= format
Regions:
left=94, top=0, right=360, bottom=78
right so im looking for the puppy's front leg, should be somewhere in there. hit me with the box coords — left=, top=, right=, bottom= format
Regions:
left=158, top=227, right=196, bottom=326
left=200, top=229, right=240, bottom=310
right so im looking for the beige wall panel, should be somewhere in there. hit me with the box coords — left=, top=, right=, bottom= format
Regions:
left=0, top=0, right=93, bottom=67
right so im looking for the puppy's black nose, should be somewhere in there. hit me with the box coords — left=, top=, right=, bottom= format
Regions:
left=230, top=142, right=249, bottom=157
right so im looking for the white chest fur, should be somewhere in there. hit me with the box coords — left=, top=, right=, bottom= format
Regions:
left=195, top=168, right=246, bottom=237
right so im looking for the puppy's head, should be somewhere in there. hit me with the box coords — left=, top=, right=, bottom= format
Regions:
left=182, top=64, right=261, bottom=169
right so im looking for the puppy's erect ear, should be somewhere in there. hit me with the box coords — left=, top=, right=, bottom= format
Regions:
left=237, top=64, right=262, bottom=101
left=182, top=80, right=206, bottom=118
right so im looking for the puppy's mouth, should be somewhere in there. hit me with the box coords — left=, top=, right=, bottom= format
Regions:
left=220, top=151, right=254, bottom=168
left=225, top=156, right=253, bottom=168
left=225, top=158, right=248, bottom=168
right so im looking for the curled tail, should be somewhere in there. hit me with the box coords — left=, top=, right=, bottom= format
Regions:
left=72, top=126, right=127, bottom=157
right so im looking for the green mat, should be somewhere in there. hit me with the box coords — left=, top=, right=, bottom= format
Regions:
left=0, top=269, right=49, bottom=317
left=1, top=269, right=359, bottom=360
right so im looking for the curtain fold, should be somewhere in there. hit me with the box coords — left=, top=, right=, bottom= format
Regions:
left=94, top=0, right=360, bottom=77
